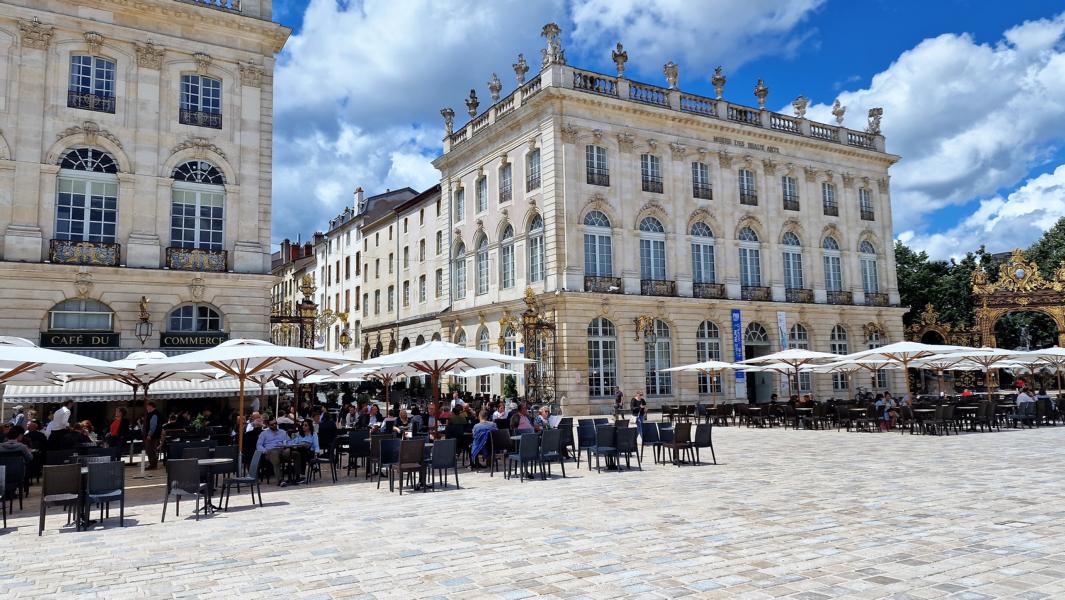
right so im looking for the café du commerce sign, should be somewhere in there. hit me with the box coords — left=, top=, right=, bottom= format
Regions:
left=41, top=331, right=120, bottom=348
left=159, top=332, right=229, bottom=348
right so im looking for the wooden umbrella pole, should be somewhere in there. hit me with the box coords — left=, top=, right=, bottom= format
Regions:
left=237, top=375, right=246, bottom=461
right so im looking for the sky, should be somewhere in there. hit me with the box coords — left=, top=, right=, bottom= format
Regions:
left=269, top=0, right=1065, bottom=260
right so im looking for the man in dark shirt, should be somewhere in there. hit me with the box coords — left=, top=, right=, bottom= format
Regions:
left=144, top=401, right=162, bottom=470
left=23, top=421, right=47, bottom=451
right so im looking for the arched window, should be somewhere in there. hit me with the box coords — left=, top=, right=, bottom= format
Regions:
left=584, top=211, right=612, bottom=277
left=500, top=225, right=515, bottom=289
left=454, top=329, right=467, bottom=346
left=48, top=299, right=113, bottom=331
left=745, top=322, right=770, bottom=345
left=738, top=227, right=761, bottom=287
left=416, top=334, right=426, bottom=345
left=502, top=326, right=518, bottom=358
left=696, top=321, right=721, bottom=394
left=475, top=235, right=489, bottom=295
left=782, top=232, right=804, bottom=290
left=644, top=319, right=672, bottom=396
left=453, top=242, right=467, bottom=300
left=56, top=148, right=118, bottom=243
left=830, top=325, right=849, bottom=390
left=168, top=304, right=222, bottom=332
left=587, top=318, right=617, bottom=397
left=859, top=241, right=879, bottom=294
left=639, top=217, right=666, bottom=281
left=431, top=332, right=441, bottom=341
left=823, top=236, right=843, bottom=292
left=528, top=214, right=545, bottom=283
left=867, top=327, right=888, bottom=389
left=172, top=161, right=225, bottom=251
left=401, top=337, right=411, bottom=351
left=788, top=324, right=812, bottom=393
left=478, top=328, right=492, bottom=394
left=690, top=223, right=716, bottom=284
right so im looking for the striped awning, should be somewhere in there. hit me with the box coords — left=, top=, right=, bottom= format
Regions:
left=2, top=378, right=279, bottom=403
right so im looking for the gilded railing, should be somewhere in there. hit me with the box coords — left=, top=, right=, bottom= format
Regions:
left=166, top=247, right=227, bottom=272
left=49, top=239, right=120, bottom=267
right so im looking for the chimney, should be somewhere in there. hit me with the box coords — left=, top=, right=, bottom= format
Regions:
left=281, top=238, right=292, bottom=262
left=313, top=231, right=325, bottom=246
left=354, top=186, right=365, bottom=213
left=304, top=242, right=313, bottom=257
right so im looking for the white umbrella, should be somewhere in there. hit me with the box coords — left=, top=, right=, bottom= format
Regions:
left=739, top=349, right=839, bottom=398
left=68, top=351, right=217, bottom=404
left=447, top=365, right=523, bottom=378
left=842, top=341, right=972, bottom=396
left=1019, top=348, right=1065, bottom=396
left=913, top=348, right=1021, bottom=399
left=136, top=338, right=356, bottom=456
left=0, top=336, right=121, bottom=420
left=808, top=358, right=900, bottom=400
left=363, top=340, right=532, bottom=406
left=662, top=360, right=736, bottom=406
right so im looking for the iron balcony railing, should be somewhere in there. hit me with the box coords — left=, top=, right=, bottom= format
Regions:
left=584, top=275, right=623, bottom=294
left=179, top=108, right=222, bottom=129
left=693, top=182, right=712, bottom=200
left=67, top=91, right=115, bottom=114
left=865, top=292, right=890, bottom=307
left=741, top=286, right=771, bottom=301
left=166, top=247, right=227, bottom=272
left=587, top=168, right=610, bottom=186
left=785, top=288, right=813, bottom=303
left=740, top=192, right=758, bottom=206
left=693, top=282, right=726, bottom=299
left=49, top=239, right=120, bottom=267
left=823, top=203, right=839, bottom=217
left=860, top=209, right=875, bottom=221
left=642, top=178, right=663, bottom=193
left=640, top=279, right=676, bottom=297
left=827, top=290, right=853, bottom=305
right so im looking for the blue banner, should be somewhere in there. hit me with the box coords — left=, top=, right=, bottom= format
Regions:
left=731, top=309, right=745, bottom=386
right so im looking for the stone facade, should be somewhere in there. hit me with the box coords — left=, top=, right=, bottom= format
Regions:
left=0, top=0, right=288, bottom=355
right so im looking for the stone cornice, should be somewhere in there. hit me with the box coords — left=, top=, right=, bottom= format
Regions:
left=95, top=0, right=292, bottom=53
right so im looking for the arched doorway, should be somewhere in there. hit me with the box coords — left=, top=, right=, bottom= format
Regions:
left=973, top=249, right=1065, bottom=348
left=744, top=322, right=773, bottom=403
left=920, top=330, right=945, bottom=345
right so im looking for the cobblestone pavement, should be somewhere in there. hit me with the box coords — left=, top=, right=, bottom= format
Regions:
left=3, top=424, right=1065, bottom=599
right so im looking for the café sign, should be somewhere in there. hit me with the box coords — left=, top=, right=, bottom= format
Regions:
left=41, top=331, right=120, bottom=348
left=160, top=332, right=229, bottom=348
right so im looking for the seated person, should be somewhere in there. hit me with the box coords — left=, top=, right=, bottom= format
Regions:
left=534, top=406, right=552, bottom=431
left=394, top=409, right=413, bottom=433
left=343, top=405, right=359, bottom=428
left=242, top=416, right=264, bottom=466
left=23, top=421, right=48, bottom=451
left=292, top=419, right=320, bottom=454
left=509, top=403, right=535, bottom=432
left=0, top=427, right=33, bottom=463
left=81, top=420, right=99, bottom=445
left=491, top=401, right=508, bottom=422
left=448, top=401, right=469, bottom=426
left=256, top=419, right=303, bottom=487
left=470, top=410, right=498, bottom=466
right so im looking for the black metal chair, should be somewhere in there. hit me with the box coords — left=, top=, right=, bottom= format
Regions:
left=183, top=446, right=211, bottom=460
left=640, top=422, right=662, bottom=464
left=86, top=461, right=125, bottom=527
left=429, top=437, right=459, bottom=490
left=45, top=449, right=76, bottom=466
left=0, top=452, right=27, bottom=513
left=664, top=422, right=694, bottom=466
left=222, top=450, right=264, bottom=510
left=556, top=417, right=575, bottom=459
left=506, top=433, right=540, bottom=482
left=538, top=428, right=565, bottom=478
left=615, top=426, right=640, bottom=471
left=38, top=464, right=81, bottom=536
left=489, top=429, right=511, bottom=477
left=692, top=423, right=716, bottom=465
left=345, top=430, right=370, bottom=476
left=393, top=440, right=425, bottom=495
left=589, top=426, right=618, bottom=473
left=576, top=423, right=596, bottom=470
left=161, top=459, right=207, bottom=522
left=376, top=439, right=401, bottom=490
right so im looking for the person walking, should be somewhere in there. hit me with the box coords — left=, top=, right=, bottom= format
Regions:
left=631, top=391, right=647, bottom=435
left=144, top=401, right=162, bottom=470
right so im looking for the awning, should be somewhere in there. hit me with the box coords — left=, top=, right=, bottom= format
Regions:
left=2, top=378, right=279, bottom=402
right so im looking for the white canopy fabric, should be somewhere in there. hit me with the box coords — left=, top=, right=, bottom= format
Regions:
left=662, top=360, right=736, bottom=373
left=3, top=377, right=278, bottom=402
left=0, top=336, right=120, bottom=383
left=447, top=365, right=522, bottom=378
left=738, top=349, right=839, bottom=366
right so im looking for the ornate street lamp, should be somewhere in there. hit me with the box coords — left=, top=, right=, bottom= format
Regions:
left=135, top=296, right=153, bottom=346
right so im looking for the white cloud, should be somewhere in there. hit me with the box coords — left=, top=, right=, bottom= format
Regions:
left=897, top=163, right=1065, bottom=260
left=805, top=12, right=1065, bottom=247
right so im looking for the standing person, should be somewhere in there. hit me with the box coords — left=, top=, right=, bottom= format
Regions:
left=143, top=401, right=162, bottom=470
left=45, top=400, right=73, bottom=438
left=613, top=388, right=624, bottom=419
left=8, top=405, right=26, bottom=428
left=105, top=407, right=130, bottom=448
left=630, top=391, right=647, bottom=434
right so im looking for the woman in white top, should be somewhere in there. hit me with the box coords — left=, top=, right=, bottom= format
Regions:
left=490, top=400, right=507, bottom=422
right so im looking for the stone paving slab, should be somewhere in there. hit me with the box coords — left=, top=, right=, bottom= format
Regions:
left=2, top=425, right=1064, bottom=598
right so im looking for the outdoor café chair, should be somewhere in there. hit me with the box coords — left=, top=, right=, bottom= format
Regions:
left=538, top=428, right=565, bottom=479
left=38, top=464, right=81, bottom=536
left=592, top=418, right=609, bottom=426
left=692, top=423, right=716, bottom=465
left=429, top=437, right=460, bottom=490
left=589, top=426, right=618, bottom=473
left=640, top=422, right=662, bottom=464
left=489, top=429, right=511, bottom=477
left=307, top=439, right=338, bottom=484
left=506, top=432, right=541, bottom=482
left=556, top=417, right=575, bottom=458
left=393, top=440, right=425, bottom=495
left=77, top=455, right=111, bottom=466
left=161, top=459, right=207, bottom=522
left=0, top=451, right=27, bottom=512
left=345, top=429, right=370, bottom=475
left=576, top=421, right=596, bottom=470
left=183, top=446, right=211, bottom=461
left=367, top=433, right=391, bottom=480
left=664, top=422, right=694, bottom=466
left=222, top=450, right=263, bottom=510
left=209, top=445, right=239, bottom=490
left=46, top=449, right=76, bottom=466
left=376, top=439, right=401, bottom=491
left=615, top=425, right=640, bottom=471
left=86, top=461, right=124, bottom=527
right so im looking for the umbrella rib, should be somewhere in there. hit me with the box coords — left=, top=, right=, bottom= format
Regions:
left=0, top=362, right=43, bottom=382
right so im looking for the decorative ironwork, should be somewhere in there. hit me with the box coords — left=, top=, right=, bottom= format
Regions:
left=783, top=196, right=800, bottom=211
left=971, top=249, right=1065, bottom=347
left=864, top=292, right=890, bottom=307
left=826, top=290, right=853, bottom=305
left=179, top=108, right=222, bottom=129
left=904, top=303, right=978, bottom=347
left=67, top=91, right=115, bottom=114
left=741, top=286, right=770, bottom=301
left=823, top=203, right=839, bottom=217
left=785, top=288, right=813, bottom=303
left=640, top=279, right=676, bottom=297
left=740, top=192, right=758, bottom=206
left=860, top=209, right=875, bottom=221
left=633, top=315, right=655, bottom=341
left=49, top=239, right=119, bottom=266
left=166, top=247, right=227, bottom=272
left=693, top=182, right=712, bottom=200
left=586, top=167, right=610, bottom=186
left=521, top=288, right=556, bottom=408
left=584, top=276, right=622, bottom=293
left=693, top=282, right=726, bottom=299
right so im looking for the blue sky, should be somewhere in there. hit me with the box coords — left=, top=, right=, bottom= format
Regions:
left=269, top=1, right=1065, bottom=259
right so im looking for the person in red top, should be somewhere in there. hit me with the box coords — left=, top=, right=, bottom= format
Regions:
left=105, top=407, right=129, bottom=448
left=961, top=388, right=974, bottom=398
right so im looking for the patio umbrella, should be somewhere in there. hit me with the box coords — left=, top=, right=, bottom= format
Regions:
left=67, top=351, right=218, bottom=404
left=663, top=360, right=736, bottom=406
left=842, top=341, right=971, bottom=397
left=447, top=365, right=524, bottom=378
left=135, top=338, right=355, bottom=456
left=810, top=358, right=901, bottom=397
left=0, top=336, right=121, bottom=420
left=912, top=348, right=1021, bottom=400
left=904, top=354, right=974, bottom=397
left=739, top=349, right=839, bottom=399
left=363, top=340, right=533, bottom=407
left=1019, top=348, right=1065, bottom=398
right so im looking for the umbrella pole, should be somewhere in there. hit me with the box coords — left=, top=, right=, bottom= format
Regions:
left=237, top=376, right=246, bottom=462
left=1057, top=366, right=1062, bottom=400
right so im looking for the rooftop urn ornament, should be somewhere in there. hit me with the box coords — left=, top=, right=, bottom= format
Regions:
left=540, top=22, right=566, bottom=67
left=611, top=42, right=628, bottom=78
left=487, top=73, right=502, bottom=102
left=440, top=107, right=455, bottom=135
left=465, top=89, right=479, bottom=117
left=792, top=95, right=808, bottom=119
left=513, top=53, right=528, bottom=84
left=663, top=61, right=679, bottom=89
left=866, top=107, right=883, bottom=135
left=711, top=66, right=726, bottom=99
left=832, top=99, right=846, bottom=125
left=753, top=79, right=769, bottom=109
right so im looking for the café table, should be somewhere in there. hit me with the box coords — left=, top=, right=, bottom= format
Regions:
left=197, top=458, right=232, bottom=513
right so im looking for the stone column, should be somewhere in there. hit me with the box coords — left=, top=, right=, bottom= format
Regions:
left=127, top=42, right=166, bottom=268
left=233, top=64, right=264, bottom=274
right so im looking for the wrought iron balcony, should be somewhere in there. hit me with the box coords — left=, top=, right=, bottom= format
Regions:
left=642, top=178, right=663, bottom=193
left=693, top=282, right=726, bottom=299
left=827, top=290, right=853, bottom=305
left=499, top=182, right=513, bottom=202
left=587, top=168, right=610, bottom=186
left=740, top=192, right=758, bottom=206
left=640, top=279, right=676, bottom=297
left=860, top=209, right=875, bottom=221
left=693, top=182, right=712, bottom=200
left=67, top=91, right=115, bottom=114
left=783, top=195, right=800, bottom=211
left=785, top=288, right=813, bottom=303
left=865, top=292, right=890, bottom=307
left=166, top=246, right=227, bottom=272
left=584, top=275, right=623, bottom=294
left=741, top=286, right=770, bottom=301
left=823, top=203, right=839, bottom=217
left=49, top=239, right=120, bottom=267
left=526, top=173, right=541, bottom=191
left=179, top=108, right=222, bottom=129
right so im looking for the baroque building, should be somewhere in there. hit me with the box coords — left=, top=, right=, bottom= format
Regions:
left=424, top=25, right=906, bottom=413
left=0, top=0, right=288, bottom=356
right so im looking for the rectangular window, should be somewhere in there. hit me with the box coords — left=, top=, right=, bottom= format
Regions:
left=56, top=177, right=118, bottom=243
left=345, top=257, right=351, bottom=278
left=586, top=145, right=609, bottom=186
left=692, top=162, right=712, bottom=199
left=418, top=240, right=425, bottom=261
left=584, top=233, right=612, bottom=277
left=419, top=208, right=424, bottom=225
left=362, top=293, right=368, bottom=316
left=374, top=259, right=380, bottom=279
left=170, top=187, right=224, bottom=250
left=453, top=188, right=465, bottom=222
left=822, top=182, right=838, bottom=216
left=388, top=253, right=394, bottom=274
left=691, top=242, right=715, bottom=284
left=739, top=169, right=757, bottom=205
left=387, top=286, right=394, bottom=312
left=641, top=154, right=663, bottom=193
left=640, top=238, right=666, bottom=280
left=528, top=232, right=545, bottom=283
left=783, top=251, right=804, bottom=289
left=476, top=176, right=487, bottom=214
left=68, top=55, right=115, bottom=113
left=373, top=290, right=380, bottom=315
left=402, top=281, right=410, bottom=307
left=344, top=290, right=350, bottom=313
left=435, top=269, right=443, bottom=298
left=739, top=247, right=761, bottom=286
left=403, top=218, right=408, bottom=233
left=180, top=74, right=222, bottom=129
left=862, top=258, right=880, bottom=293
left=499, top=163, right=513, bottom=202
left=419, top=275, right=427, bottom=303
left=824, top=255, right=843, bottom=291
left=782, top=175, right=799, bottom=210
left=403, top=247, right=409, bottom=268
left=388, top=225, right=393, bottom=240
left=436, top=231, right=443, bottom=255
left=526, top=149, right=541, bottom=191
left=859, top=188, right=875, bottom=220
left=501, top=244, right=515, bottom=289
left=587, top=337, right=617, bottom=397
left=696, top=335, right=722, bottom=394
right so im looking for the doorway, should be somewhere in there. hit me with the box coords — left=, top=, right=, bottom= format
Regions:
left=744, top=322, right=774, bottom=403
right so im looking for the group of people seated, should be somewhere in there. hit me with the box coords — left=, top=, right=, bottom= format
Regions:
left=241, top=407, right=339, bottom=487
